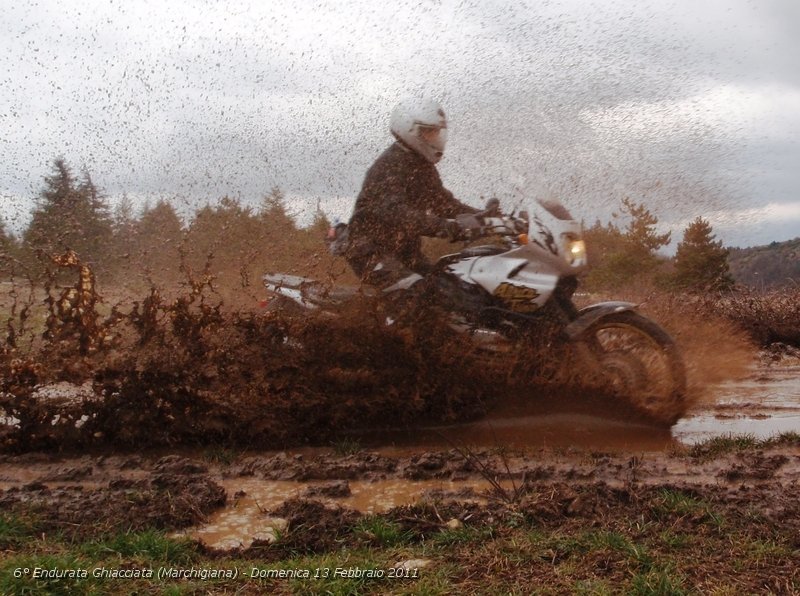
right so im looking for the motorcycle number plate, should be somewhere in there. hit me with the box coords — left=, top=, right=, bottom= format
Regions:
left=493, top=282, right=540, bottom=313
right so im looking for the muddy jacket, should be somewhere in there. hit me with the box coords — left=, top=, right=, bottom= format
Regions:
left=346, top=141, right=476, bottom=275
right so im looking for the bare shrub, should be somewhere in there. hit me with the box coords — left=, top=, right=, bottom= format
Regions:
left=712, top=286, right=800, bottom=347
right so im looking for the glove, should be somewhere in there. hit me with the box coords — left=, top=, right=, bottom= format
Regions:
left=456, top=214, right=482, bottom=236
left=440, top=218, right=462, bottom=240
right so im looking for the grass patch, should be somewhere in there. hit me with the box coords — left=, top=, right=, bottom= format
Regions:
left=201, top=446, right=239, bottom=466
left=658, top=530, right=693, bottom=550
left=431, top=525, right=495, bottom=547
left=331, top=437, right=363, bottom=457
left=686, top=431, right=800, bottom=460
left=0, top=553, right=103, bottom=595
left=767, top=431, right=800, bottom=447
left=629, top=566, right=688, bottom=596
left=0, top=512, right=39, bottom=549
left=588, top=531, right=653, bottom=571
left=79, top=529, right=198, bottom=565
left=354, top=516, right=415, bottom=547
left=650, top=488, right=725, bottom=529
left=742, top=538, right=795, bottom=566
left=249, top=550, right=390, bottom=595
left=687, top=434, right=761, bottom=460
left=1, top=477, right=799, bottom=594
left=573, top=580, right=615, bottom=595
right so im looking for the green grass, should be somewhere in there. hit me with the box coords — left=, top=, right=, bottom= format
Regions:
left=0, top=513, right=39, bottom=549
left=629, top=566, right=688, bottom=596
left=79, top=529, right=198, bottom=565
left=430, top=525, right=495, bottom=547
left=0, top=483, right=797, bottom=594
left=201, top=446, right=239, bottom=466
left=248, top=550, right=391, bottom=595
left=0, top=553, right=104, bottom=596
left=658, top=531, right=693, bottom=550
left=687, top=434, right=761, bottom=459
left=354, top=516, right=415, bottom=547
left=573, top=579, right=615, bottom=595
left=686, top=431, right=800, bottom=460
left=650, top=488, right=725, bottom=529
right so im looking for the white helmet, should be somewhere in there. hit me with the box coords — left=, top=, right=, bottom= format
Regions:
left=390, top=98, right=448, bottom=164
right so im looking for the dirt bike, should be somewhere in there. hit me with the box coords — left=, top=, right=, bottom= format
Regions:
left=262, top=198, right=687, bottom=426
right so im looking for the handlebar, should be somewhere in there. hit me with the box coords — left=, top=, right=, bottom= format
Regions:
left=439, top=211, right=526, bottom=242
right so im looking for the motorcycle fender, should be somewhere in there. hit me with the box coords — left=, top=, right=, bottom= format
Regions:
left=564, top=301, right=637, bottom=340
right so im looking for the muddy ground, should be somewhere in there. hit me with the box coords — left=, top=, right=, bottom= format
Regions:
left=1, top=274, right=799, bottom=592
left=1, top=427, right=800, bottom=593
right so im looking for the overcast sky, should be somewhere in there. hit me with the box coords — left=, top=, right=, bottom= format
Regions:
left=2, top=0, right=799, bottom=249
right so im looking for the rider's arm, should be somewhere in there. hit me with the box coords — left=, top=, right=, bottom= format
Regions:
left=422, top=166, right=478, bottom=218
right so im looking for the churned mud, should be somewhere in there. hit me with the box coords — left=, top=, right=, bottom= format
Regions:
left=1, top=339, right=797, bottom=551
left=1, top=356, right=798, bottom=592
left=1, top=419, right=799, bottom=550
left=1, top=273, right=799, bottom=592
left=0, top=454, right=226, bottom=540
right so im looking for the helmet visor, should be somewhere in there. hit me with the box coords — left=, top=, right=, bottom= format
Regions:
left=417, top=125, right=448, bottom=152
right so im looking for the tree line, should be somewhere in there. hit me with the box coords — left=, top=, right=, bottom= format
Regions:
left=1, top=158, right=738, bottom=294
left=583, top=197, right=734, bottom=293
left=0, top=158, right=339, bottom=295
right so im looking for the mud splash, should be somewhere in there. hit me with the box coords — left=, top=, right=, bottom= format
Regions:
left=345, top=358, right=800, bottom=451
left=1, top=261, right=796, bottom=454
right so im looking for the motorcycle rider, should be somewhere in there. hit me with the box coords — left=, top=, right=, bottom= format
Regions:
left=344, top=97, right=479, bottom=286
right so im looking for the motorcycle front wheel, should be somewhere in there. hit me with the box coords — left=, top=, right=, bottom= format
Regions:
left=576, top=310, right=687, bottom=426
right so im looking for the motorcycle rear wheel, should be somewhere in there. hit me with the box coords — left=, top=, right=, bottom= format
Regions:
left=577, top=310, right=687, bottom=426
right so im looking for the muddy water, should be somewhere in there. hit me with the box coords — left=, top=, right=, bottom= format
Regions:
left=180, top=363, right=798, bottom=549
left=674, top=364, right=800, bottom=443
left=3, top=362, right=796, bottom=550
left=343, top=363, right=800, bottom=452
left=180, top=477, right=506, bottom=549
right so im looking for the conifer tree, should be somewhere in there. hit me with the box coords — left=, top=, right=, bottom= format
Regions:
left=112, top=195, right=137, bottom=250
left=672, top=217, right=734, bottom=292
left=260, top=186, right=297, bottom=233
left=23, top=159, right=113, bottom=271
left=309, top=200, right=331, bottom=237
left=584, top=198, right=671, bottom=290
left=132, top=199, right=184, bottom=283
left=0, top=218, right=11, bottom=255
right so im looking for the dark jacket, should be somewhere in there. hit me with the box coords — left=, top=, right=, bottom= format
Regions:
left=346, top=142, right=476, bottom=273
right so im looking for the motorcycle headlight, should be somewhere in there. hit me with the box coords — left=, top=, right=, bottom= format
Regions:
left=567, top=239, right=587, bottom=267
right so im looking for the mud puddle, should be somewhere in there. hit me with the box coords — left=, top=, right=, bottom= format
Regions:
left=178, top=477, right=506, bottom=549
left=1, top=358, right=797, bottom=553
left=675, top=364, right=800, bottom=444
left=349, top=363, right=800, bottom=452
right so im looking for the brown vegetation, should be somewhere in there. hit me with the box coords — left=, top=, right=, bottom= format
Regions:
left=712, top=286, right=800, bottom=347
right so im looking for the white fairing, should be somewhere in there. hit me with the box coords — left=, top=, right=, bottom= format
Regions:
left=447, top=200, right=586, bottom=313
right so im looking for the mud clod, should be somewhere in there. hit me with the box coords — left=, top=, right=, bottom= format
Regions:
left=303, top=480, right=352, bottom=498
left=260, top=498, right=362, bottom=554
left=41, top=464, right=93, bottom=482
left=153, top=455, right=209, bottom=475
left=0, top=469, right=226, bottom=538
left=721, top=452, right=790, bottom=481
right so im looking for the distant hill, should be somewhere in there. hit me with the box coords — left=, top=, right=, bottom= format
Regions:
left=728, top=237, right=800, bottom=288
